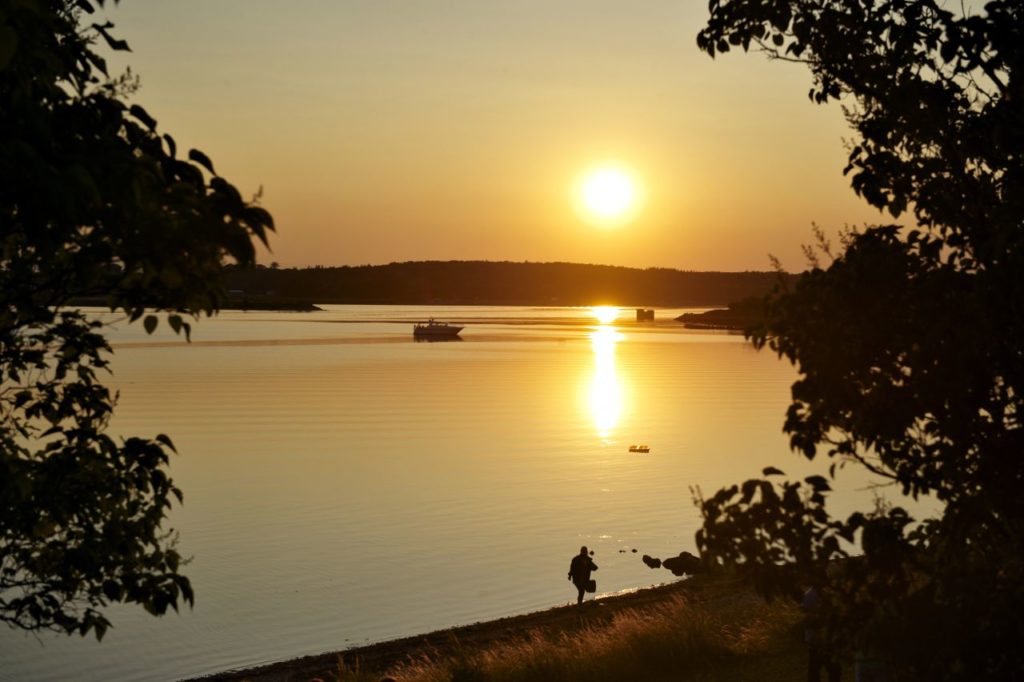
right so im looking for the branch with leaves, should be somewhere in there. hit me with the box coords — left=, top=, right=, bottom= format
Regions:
left=1, top=0, right=274, bottom=637
left=695, top=2, right=1023, bottom=677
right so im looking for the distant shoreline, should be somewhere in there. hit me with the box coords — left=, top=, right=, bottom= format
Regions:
left=223, top=260, right=792, bottom=308
left=675, top=295, right=765, bottom=331
left=70, top=259, right=791, bottom=313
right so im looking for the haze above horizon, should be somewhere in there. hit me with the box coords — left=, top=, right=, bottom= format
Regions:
left=104, top=1, right=885, bottom=272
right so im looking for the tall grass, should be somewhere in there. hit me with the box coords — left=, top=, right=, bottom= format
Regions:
left=328, top=593, right=800, bottom=682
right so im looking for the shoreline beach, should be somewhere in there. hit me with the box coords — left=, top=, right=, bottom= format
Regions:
left=193, top=575, right=811, bottom=682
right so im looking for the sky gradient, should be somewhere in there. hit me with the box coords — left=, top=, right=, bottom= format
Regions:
left=104, top=1, right=887, bottom=271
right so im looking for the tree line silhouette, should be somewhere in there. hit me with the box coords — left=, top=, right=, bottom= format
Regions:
left=224, top=261, right=791, bottom=307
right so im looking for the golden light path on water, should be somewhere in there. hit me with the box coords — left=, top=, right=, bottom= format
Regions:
left=586, top=306, right=625, bottom=440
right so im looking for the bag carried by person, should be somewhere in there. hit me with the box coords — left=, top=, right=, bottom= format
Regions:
left=586, top=579, right=597, bottom=593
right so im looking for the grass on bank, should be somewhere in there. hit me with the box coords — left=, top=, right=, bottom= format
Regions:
left=325, top=590, right=807, bottom=682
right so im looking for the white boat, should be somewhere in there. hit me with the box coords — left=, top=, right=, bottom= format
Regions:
left=413, top=319, right=463, bottom=338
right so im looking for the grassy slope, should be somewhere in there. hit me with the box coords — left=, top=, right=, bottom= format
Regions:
left=199, top=574, right=850, bottom=682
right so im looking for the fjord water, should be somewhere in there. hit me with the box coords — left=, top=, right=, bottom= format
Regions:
left=0, top=305, right=875, bottom=681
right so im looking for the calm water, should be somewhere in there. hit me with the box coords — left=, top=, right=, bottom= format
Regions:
left=0, top=305, right=882, bottom=681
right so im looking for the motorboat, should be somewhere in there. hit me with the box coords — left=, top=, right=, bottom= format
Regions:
left=628, top=445, right=650, bottom=453
left=413, top=319, right=463, bottom=339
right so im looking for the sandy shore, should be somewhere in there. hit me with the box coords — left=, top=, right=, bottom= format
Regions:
left=192, top=576, right=775, bottom=682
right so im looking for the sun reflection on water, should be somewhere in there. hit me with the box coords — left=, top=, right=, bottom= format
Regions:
left=588, top=326, right=624, bottom=440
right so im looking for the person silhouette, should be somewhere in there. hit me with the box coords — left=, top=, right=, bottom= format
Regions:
left=567, top=546, right=598, bottom=604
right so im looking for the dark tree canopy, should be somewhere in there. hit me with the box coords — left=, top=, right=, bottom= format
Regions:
left=1, top=0, right=273, bottom=638
left=694, top=1, right=1022, bottom=679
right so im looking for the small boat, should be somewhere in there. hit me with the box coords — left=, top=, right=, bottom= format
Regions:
left=413, top=318, right=464, bottom=339
left=628, top=445, right=650, bottom=453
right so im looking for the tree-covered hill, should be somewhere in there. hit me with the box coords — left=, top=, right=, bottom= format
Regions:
left=224, top=261, right=790, bottom=307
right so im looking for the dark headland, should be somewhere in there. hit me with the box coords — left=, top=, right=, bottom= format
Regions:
left=674, top=295, right=766, bottom=331
left=223, top=261, right=791, bottom=308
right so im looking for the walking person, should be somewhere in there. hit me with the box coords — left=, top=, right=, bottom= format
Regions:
left=567, top=546, right=598, bottom=605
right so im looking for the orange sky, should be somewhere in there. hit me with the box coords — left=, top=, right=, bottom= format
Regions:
left=104, top=1, right=886, bottom=272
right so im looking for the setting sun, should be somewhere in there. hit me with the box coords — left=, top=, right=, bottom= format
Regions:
left=575, top=165, right=642, bottom=228
left=591, top=306, right=620, bottom=324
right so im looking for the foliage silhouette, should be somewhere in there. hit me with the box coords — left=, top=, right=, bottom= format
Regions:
left=695, top=1, right=1022, bottom=678
left=0, top=0, right=272, bottom=638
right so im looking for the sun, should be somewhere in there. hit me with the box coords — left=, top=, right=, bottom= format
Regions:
left=591, top=306, right=620, bottom=324
left=582, top=169, right=634, bottom=218
left=575, top=164, right=642, bottom=227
